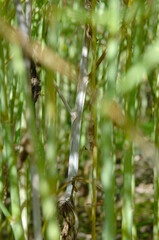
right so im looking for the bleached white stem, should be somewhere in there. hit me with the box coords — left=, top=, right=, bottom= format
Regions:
left=25, top=0, right=32, bottom=36
left=31, top=162, right=42, bottom=240
left=14, top=0, right=31, bottom=72
left=14, top=0, right=28, bottom=37
left=19, top=163, right=28, bottom=240
left=66, top=26, right=90, bottom=201
left=14, top=2, right=30, bottom=240
left=14, top=2, right=42, bottom=240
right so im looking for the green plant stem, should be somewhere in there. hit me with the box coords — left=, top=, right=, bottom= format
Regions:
left=0, top=53, right=25, bottom=240
left=44, top=70, right=60, bottom=240
left=101, top=120, right=115, bottom=240
left=19, top=162, right=28, bottom=240
left=122, top=140, right=133, bottom=240
left=91, top=0, right=97, bottom=239
left=153, top=74, right=159, bottom=240
left=122, top=21, right=135, bottom=240
left=0, top=199, right=27, bottom=240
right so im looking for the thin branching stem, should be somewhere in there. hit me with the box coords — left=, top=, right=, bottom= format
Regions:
left=53, top=80, right=74, bottom=118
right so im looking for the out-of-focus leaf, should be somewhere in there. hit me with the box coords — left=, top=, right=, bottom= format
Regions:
left=101, top=98, right=159, bottom=171
left=117, top=41, right=159, bottom=95
left=117, top=63, right=146, bottom=95
left=0, top=17, right=77, bottom=81
left=143, top=41, right=159, bottom=71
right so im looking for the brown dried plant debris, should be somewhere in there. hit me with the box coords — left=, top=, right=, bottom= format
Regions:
left=58, top=200, right=78, bottom=240
left=30, top=59, right=41, bottom=103
left=17, top=133, right=34, bottom=170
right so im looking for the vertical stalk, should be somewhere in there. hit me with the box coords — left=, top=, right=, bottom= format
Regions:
left=14, top=2, right=32, bottom=239
left=122, top=19, right=136, bottom=240
left=132, top=90, right=139, bottom=240
left=65, top=0, right=91, bottom=202
left=91, top=0, right=97, bottom=239
left=19, top=162, right=28, bottom=240
left=44, top=70, right=60, bottom=240
left=0, top=199, right=25, bottom=240
left=9, top=77, right=17, bottom=126
left=14, top=2, right=45, bottom=239
left=0, top=150, right=6, bottom=238
left=13, top=68, right=27, bottom=240
left=122, top=137, right=133, bottom=240
left=41, top=4, right=46, bottom=145
left=31, top=162, right=42, bottom=240
left=101, top=1, right=120, bottom=237
left=14, top=87, right=23, bottom=144
left=101, top=120, right=115, bottom=240
left=101, top=31, right=119, bottom=240
left=0, top=41, right=25, bottom=240
left=153, top=74, right=159, bottom=240
left=92, top=145, right=97, bottom=239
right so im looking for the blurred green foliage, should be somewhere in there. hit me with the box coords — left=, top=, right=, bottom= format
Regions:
left=0, top=0, right=159, bottom=239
